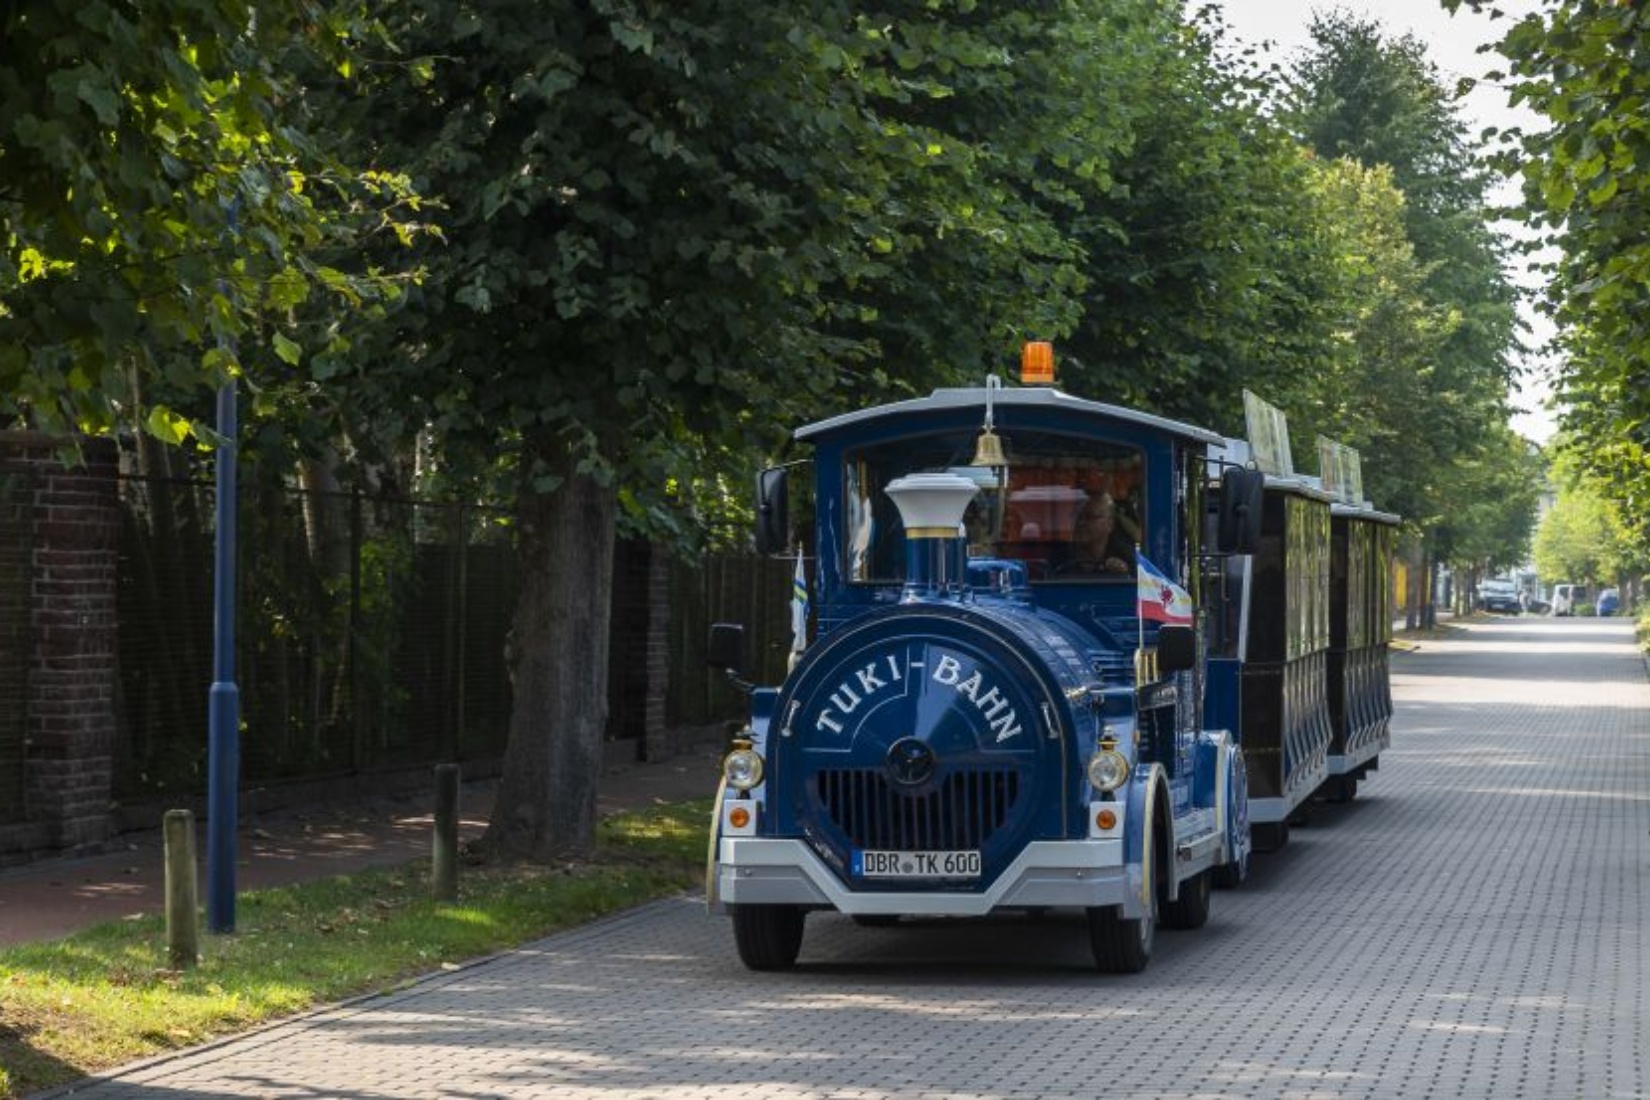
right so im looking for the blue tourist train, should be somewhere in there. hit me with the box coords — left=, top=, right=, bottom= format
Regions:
left=705, top=349, right=1396, bottom=972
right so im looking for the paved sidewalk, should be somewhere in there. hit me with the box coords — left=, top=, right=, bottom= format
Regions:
left=0, top=739, right=727, bottom=946
left=14, top=616, right=1650, bottom=1100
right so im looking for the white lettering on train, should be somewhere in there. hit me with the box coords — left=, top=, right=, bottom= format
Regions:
left=815, top=652, right=1023, bottom=742
left=932, top=656, right=1023, bottom=742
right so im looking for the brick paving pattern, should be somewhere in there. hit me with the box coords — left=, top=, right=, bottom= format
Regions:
left=54, top=617, right=1649, bottom=1099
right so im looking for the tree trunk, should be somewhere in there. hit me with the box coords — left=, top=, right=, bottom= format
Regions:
left=1405, top=545, right=1422, bottom=631
left=1423, top=550, right=1438, bottom=629
left=481, top=438, right=616, bottom=861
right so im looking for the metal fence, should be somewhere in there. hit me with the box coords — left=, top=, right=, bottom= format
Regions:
left=111, top=469, right=794, bottom=802
left=114, top=473, right=517, bottom=800
left=668, top=552, right=796, bottom=729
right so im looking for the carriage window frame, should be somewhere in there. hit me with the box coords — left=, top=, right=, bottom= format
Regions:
left=842, top=430, right=1147, bottom=585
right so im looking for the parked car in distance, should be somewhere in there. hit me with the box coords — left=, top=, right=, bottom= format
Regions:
left=1597, top=588, right=1621, bottom=616
left=1552, top=583, right=1590, bottom=616
left=1477, top=580, right=1523, bottom=614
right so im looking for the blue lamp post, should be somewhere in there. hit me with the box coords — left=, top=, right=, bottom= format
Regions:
left=206, top=208, right=241, bottom=934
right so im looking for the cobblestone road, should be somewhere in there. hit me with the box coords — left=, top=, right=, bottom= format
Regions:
left=55, top=617, right=1650, bottom=1099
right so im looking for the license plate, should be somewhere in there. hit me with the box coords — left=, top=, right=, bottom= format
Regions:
left=854, top=849, right=981, bottom=879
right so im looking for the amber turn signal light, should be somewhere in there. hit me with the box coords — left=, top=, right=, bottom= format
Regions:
left=728, top=805, right=751, bottom=829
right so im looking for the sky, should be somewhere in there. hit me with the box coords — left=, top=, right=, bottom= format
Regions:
left=1213, top=0, right=1558, bottom=444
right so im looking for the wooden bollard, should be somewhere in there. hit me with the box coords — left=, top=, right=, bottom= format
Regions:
left=433, top=763, right=459, bottom=901
left=163, top=809, right=199, bottom=969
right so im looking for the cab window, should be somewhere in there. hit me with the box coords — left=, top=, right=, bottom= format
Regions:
left=844, top=431, right=1145, bottom=583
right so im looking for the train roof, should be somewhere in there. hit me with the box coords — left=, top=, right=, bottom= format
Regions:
left=1262, top=473, right=1333, bottom=502
left=1331, top=502, right=1402, bottom=525
left=794, top=384, right=1225, bottom=446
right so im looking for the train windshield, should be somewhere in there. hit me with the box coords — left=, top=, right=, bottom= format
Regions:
left=843, top=431, right=1145, bottom=584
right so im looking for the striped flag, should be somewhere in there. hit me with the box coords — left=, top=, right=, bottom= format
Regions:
left=1136, top=552, right=1194, bottom=626
left=788, top=550, right=809, bottom=670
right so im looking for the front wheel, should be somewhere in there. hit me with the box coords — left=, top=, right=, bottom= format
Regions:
left=1088, top=893, right=1155, bottom=973
left=730, top=904, right=806, bottom=971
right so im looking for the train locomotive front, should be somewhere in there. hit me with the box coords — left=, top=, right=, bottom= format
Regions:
left=707, top=375, right=1256, bottom=973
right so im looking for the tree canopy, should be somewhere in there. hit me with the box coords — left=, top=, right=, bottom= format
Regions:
left=303, top=0, right=1190, bottom=858
left=3, top=0, right=1549, bottom=859
left=1278, top=12, right=1529, bottom=574
left=1467, top=0, right=1650, bottom=566
left=0, top=2, right=423, bottom=445
left=1534, top=449, right=1646, bottom=590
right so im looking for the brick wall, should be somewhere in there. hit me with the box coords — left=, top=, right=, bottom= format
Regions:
left=606, top=538, right=672, bottom=760
left=0, top=460, right=32, bottom=829
left=0, top=432, right=120, bottom=861
left=642, top=546, right=671, bottom=759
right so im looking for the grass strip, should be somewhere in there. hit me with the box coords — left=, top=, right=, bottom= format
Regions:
left=0, top=797, right=712, bottom=1099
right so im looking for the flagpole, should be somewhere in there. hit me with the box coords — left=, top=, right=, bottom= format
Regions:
left=1136, top=542, right=1144, bottom=681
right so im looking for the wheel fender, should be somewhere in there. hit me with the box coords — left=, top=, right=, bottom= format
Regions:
left=704, top=775, right=729, bottom=911
left=1124, top=764, right=1172, bottom=913
left=1216, top=734, right=1251, bottom=868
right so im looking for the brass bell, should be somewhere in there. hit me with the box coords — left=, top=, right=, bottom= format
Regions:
left=971, top=427, right=1008, bottom=469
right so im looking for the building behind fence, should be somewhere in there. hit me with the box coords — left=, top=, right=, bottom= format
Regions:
left=0, top=431, right=790, bottom=865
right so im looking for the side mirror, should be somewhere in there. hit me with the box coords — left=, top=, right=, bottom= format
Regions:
left=1217, top=467, right=1264, bottom=554
left=706, top=622, right=747, bottom=676
left=1156, top=624, right=1197, bottom=674
left=754, top=467, right=789, bottom=556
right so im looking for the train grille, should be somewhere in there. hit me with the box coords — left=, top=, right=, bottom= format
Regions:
left=812, top=767, right=1021, bottom=851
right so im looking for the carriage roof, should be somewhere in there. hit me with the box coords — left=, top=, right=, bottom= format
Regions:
left=794, top=385, right=1225, bottom=447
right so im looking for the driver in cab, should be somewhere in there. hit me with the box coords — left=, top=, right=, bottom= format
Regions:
left=1060, top=493, right=1134, bottom=576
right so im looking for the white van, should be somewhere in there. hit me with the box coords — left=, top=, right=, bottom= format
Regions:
left=1552, top=583, right=1590, bottom=616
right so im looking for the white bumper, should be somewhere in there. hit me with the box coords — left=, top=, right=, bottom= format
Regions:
left=714, top=836, right=1138, bottom=917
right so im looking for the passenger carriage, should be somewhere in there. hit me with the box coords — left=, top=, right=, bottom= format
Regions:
left=1321, top=442, right=1399, bottom=801
left=1203, top=452, right=1334, bottom=851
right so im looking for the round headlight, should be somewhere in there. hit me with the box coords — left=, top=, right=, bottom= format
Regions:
left=1087, top=749, right=1129, bottom=792
left=724, top=748, right=765, bottom=791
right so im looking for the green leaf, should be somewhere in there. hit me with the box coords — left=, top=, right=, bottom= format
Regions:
left=273, top=332, right=302, bottom=365
left=145, top=406, right=192, bottom=445
left=75, top=70, right=121, bottom=126
left=610, top=21, right=654, bottom=56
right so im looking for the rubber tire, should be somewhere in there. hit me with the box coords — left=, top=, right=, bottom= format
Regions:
left=1252, top=820, right=1289, bottom=853
left=1160, top=870, right=1211, bottom=930
left=1088, top=890, right=1155, bottom=974
left=1213, top=840, right=1250, bottom=889
left=730, top=904, right=806, bottom=971
left=1322, top=775, right=1358, bottom=803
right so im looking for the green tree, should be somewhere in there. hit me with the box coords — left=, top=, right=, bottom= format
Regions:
left=1282, top=12, right=1524, bottom=614
left=1534, top=447, right=1646, bottom=591
left=1466, top=0, right=1650, bottom=567
left=0, top=2, right=421, bottom=442
left=1287, top=156, right=1455, bottom=524
left=1059, top=9, right=1338, bottom=432
left=317, top=0, right=1172, bottom=860
left=1435, top=430, right=1543, bottom=585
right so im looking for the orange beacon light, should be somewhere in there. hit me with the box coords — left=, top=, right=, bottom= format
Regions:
left=1021, top=341, right=1055, bottom=385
